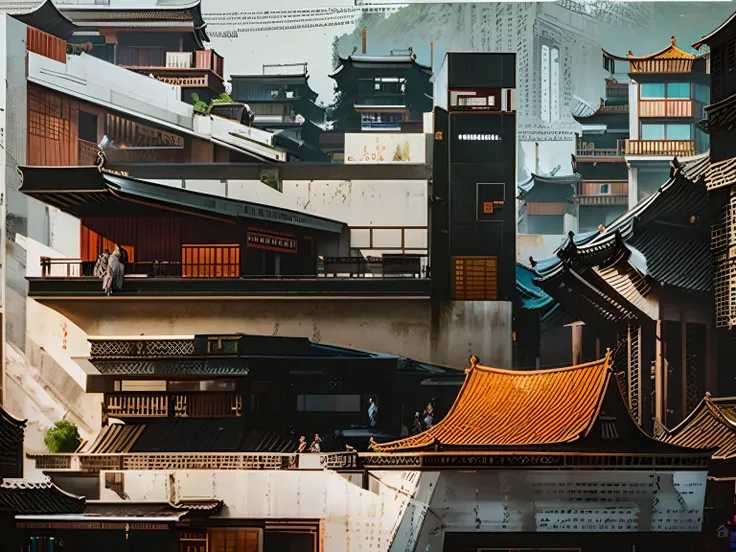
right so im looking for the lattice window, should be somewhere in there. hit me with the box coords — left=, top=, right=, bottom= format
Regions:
left=712, top=48, right=724, bottom=103
left=685, top=323, right=706, bottom=414
left=452, top=256, right=498, bottom=301
left=28, top=111, right=63, bottom=140
left=712, top=190, right=736, bottom=328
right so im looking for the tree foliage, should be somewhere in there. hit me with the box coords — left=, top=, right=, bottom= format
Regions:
left=191, top=92, right=234, bottom=114
left=44, top=418, right=80, bottom=453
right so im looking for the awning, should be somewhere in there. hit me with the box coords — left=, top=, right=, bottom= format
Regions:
left=18, top=166, right=346, bottom=234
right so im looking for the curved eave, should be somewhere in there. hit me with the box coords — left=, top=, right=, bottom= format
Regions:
left=602, top=43, right=696, bottom=63
left=693, top=10, right=736, bottom=49
left=13, top=0, right=78, bottom=40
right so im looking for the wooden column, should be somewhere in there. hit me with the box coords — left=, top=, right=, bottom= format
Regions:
left=655, top=319, right=665, bottom=424
left=572, top=324, right=583, bottom=365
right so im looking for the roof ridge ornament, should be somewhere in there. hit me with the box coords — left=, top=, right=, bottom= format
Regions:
left=467, top=355, right=479, bottom=373
left=671, top=36, right=676, bottom=45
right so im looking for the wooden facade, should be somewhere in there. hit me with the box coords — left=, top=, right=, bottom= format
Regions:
left=625, top=139, right=696, bottom=156
left=26, top=83, right=238, bottom=166
left=79, top=216, right=319, bottom=277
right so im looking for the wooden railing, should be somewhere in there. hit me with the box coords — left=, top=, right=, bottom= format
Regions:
left=638, top=99, right=693, bottom=118
left=624, top=139, right=696, bottom=156
left=349, top=226, right=427, bottom=254
left=195, top=50, right=224, bottom=77
left=575, top=141, right=625, bottom=157
left=30, top=452, right=360, bottom=472
left=78, top=139, right=100, bottom=166
left=27, top=27, right=66, bottom=63
left=578, top=181, right=628, bottom=196
left=119, top=48, right=223, bottom=78
left=173, top=394, right=243, bottom=418
left=106, top=395, right=169, bottom=418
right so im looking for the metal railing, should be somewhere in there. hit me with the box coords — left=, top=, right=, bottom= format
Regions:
left=576, top=194, right=628, bottom=206
left=38, top=255, right=428, bottom=279
left=30, top=451, right=360, bottom=472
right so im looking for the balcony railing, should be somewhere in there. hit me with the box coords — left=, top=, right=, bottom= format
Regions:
left=576, top=194, right=629, bottom=206
left=575, top=141, right=625, bottom=157
left=27, top=27, right=66, bottom=64
left=624, top=139, right=696, bottom=156
left=638, top=99, right=693, bottom=118
left=31, top=256, right=430, bottom=297
left=30, top=451, right=360, bottom=472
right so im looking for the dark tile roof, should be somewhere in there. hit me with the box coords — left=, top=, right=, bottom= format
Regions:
left=0, top=479, right=85, bottom=514
left=0, top=407, right=26, bottom=479
left=83, top=500, right=223, bottom=518
left=81, top=421, right=299, bottom=454
left=91, top=359, right=249, bottom=376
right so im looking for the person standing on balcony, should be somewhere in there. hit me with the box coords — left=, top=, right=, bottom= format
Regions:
left=368, top=397, right=378, bottom=428
left=411, top=412, right=422, bottom=435
left=106, top=247, right=125, bottom=296
left=309, top=433, right=322, bottom=453
left=423, top=402, right=435, bottom=430
left=297, top=435, right=307, bottom=454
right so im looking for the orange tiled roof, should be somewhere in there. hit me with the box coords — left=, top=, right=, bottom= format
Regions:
left=658, top=393, right=736, bottom=460
left=602, top=37, right=696, bottom=62
left=370, top=352, right=613, bottom=452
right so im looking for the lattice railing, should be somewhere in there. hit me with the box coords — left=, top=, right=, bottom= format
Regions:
left=612, top=324, right=641, bottom=424
left=173, top=394, right=243, bottom=418
left=685, top=323, right=706, bottom=414
left=90, top=339, right=196, bottom=358
left=106, top=395, right=169, bottom=418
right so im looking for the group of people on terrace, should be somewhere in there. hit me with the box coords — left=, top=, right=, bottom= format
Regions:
left=297, top=433, right=323, bottom=453
left=93, top=245, right=128, bottom=296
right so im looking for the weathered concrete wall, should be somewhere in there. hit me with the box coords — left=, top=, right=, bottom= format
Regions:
left=107, top=468, right=434, bottom=552
left=36, top=298, right=513, bottom=369
left=150, top=177, right=429, bottom=257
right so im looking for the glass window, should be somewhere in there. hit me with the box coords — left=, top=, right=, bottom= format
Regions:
left=666, top=82, right=691, bottom=99
left=695, top=83, right=709, bottom=104
left=168, top=380, right=237, bottom=392
left=640, top=83, right=666, bottom=98
left=666, top=124, right=691, bottom=140
left=641, top=124, right=665, bottom=140
left=599, top=184, right=610, bottom=194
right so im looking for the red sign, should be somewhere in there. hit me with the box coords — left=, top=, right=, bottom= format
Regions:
left=246, top=231, right=297, bottom=254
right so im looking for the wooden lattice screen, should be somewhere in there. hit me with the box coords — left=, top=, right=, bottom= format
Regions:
left=451, top=256, right=498, bottom=300
left=712, top=189, right=736, bottom=328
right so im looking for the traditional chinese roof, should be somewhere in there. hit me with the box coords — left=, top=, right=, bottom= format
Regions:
left=372, top=354, right=615, bottom=452
left=20, top=500, right=223, bottom=521
left=603, top=37, right=697, bottom=73
left=571, top=98, right=629, bottom=123
left=693, top=10, right=736, bottom=49
left=330, top=52, right=432, bottom=79
left=4, top=0, right=77, bottom=39
left=79, top=420, right=298, bottom=454
left=60, top=0, right=208, bottom=48
left=0, top=478, right=85, bottom=514
left=0, top=406, right=26, bottom=479
left=530, top=153, right=711, bottom=331
left=517, top=172, right=580, bottom=201
left=658, top=394, right=736, bottom=460
left=515, top=264, right=564, bottom=330
left=370, top=351, right=711, bottom=457
left=18, top=166, right=345, bottom=234
left=602, top=37, right=696, bottom=62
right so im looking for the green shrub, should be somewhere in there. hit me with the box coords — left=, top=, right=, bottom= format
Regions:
left=44, top=419, right=80, bottom=453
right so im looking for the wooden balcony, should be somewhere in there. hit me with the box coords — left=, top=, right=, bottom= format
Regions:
left=120, top=48, right=225, bottom=92
left=30, top=256, right=430, bottom=298
left=638, top=99, right=693, bottom=118
left=624, top=139, right=696, bottom=156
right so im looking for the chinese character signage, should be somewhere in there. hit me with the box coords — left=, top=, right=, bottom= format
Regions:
left=246, top=230, right=297, bottom=254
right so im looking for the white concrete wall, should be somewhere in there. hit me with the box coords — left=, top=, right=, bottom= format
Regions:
left=629, top=80, right=639, bottom=140
left=153, top=178, right=429, bottom=257
left=114, top=469, right=433, bottom=552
